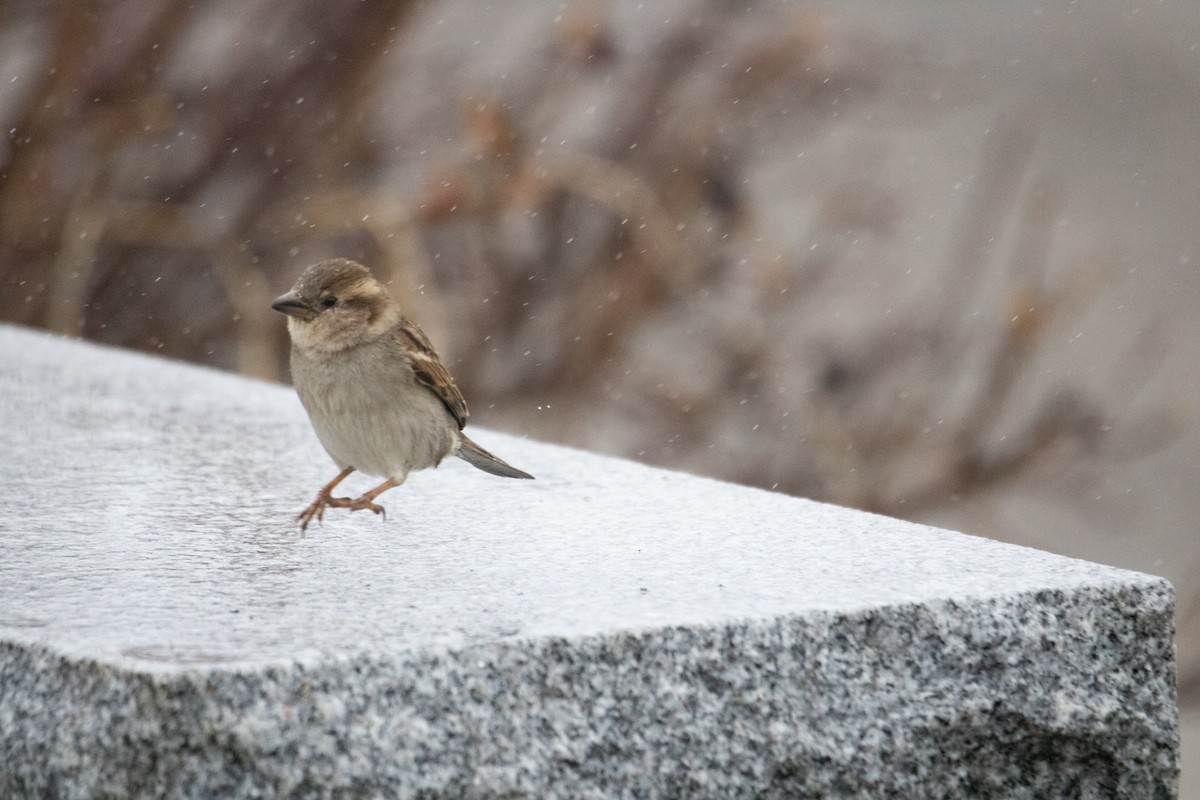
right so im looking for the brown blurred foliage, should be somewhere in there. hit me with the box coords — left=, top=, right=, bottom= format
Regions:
left=0, top=1, right=1190, bottom=688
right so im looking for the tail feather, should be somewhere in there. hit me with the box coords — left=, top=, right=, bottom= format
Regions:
left=456, top=433, right=534, bottom=479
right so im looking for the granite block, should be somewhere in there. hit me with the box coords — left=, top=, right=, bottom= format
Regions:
left=0, top=325, right=1178, bottom=798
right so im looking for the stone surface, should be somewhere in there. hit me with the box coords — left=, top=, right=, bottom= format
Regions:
left=0, top=324, right=1178, bottom=798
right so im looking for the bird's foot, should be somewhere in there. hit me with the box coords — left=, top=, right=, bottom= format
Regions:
left=346, top=495, right=387, bottom=519
left=297, top=493, right=354, bottom=532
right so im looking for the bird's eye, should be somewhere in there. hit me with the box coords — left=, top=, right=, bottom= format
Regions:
left=320, top=296, right=337, bottom=309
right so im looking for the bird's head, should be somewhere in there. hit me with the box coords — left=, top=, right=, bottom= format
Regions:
left=272, top=259, right=399, bottom=353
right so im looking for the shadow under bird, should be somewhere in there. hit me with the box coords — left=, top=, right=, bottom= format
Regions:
left=272, top=258, right=533, bottom=530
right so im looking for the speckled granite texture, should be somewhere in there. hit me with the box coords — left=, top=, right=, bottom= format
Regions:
left=0, top=325, right=1179, bottom=799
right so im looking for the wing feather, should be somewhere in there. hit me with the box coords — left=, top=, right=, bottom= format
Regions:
left=394, top=319, right=469, bottom=429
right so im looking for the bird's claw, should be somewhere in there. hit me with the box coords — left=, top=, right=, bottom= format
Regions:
left=297, top=503, right=321, bottom=532
left=296, top=493, right=385, bottom=531
left=297, top=494, right=353, bottom=532
left=347, top=497, right=386, bottom=519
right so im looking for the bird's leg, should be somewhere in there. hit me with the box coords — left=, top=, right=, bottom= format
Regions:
left=298, top=467, right=355, bottom=531
left=346, top=476, right=403, bottom=519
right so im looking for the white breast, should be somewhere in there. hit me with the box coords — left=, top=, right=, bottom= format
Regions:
left=290, top=343, right=458, bottom=480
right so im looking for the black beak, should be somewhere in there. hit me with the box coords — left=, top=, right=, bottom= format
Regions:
left=271, top=291, right=310, bottom=318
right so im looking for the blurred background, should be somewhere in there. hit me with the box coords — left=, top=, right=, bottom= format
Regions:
left=2, top=0, right=1198, bottom=788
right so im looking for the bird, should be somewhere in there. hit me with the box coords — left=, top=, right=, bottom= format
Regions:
left=271, top=258, right=533, bottom=531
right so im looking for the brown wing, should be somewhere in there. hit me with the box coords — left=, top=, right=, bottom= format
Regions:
left=394, top=318, right=469, bottom=429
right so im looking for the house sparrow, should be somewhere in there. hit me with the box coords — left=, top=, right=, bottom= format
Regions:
left=272, top=258, right=532, bottom=531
